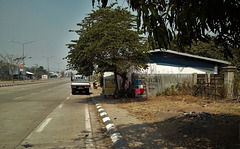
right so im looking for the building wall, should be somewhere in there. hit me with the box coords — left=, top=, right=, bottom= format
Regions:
left=141, top=52, right=223, bottom=74
left=134, top=73, right=193, bottom=96
left=136, top=63, right=218, bottom=74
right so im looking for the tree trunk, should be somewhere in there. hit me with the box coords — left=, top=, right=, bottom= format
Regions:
left=11, top=69, right=14, bottom=83
left=120, top=74, right=127, bottom=97
left=114, top=67, right=119, bottom=98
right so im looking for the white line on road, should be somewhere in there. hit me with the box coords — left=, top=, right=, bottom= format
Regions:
left=14, top=97, right=23, bottom=100
left=85, top=104, right=95, bottom=149
left=58, top=103, right=64, bottom=108
left=66, top=97, right=70, bottom=100
left=36, top=118, right=52, bottom=132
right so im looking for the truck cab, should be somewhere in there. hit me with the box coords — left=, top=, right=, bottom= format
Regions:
left=71, top=75, right=90, bottom=94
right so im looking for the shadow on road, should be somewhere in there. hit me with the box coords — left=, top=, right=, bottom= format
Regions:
left=71, top=91, right=92, bottom=95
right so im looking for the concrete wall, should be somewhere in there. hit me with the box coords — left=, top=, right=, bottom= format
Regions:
left=134, top=74, right=193, bottom=96
left=134, top=66, right=237, bottom=98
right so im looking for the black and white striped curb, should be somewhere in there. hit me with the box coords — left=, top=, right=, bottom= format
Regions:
left=91, top=97, right=128, bottom=149
left=0, top=80, right=48, bottom=87
left=0, top=83, right=24, bottom=87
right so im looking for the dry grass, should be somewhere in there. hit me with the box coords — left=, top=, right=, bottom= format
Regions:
left=117, top=95, right=240, bottom=123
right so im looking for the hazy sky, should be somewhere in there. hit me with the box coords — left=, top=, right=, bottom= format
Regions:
left=0, top=0, right=128, bottom=72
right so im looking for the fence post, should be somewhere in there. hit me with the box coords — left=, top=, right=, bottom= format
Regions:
left=223, top=66, right=236, bottom=98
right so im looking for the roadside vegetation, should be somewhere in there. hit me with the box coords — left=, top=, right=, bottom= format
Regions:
left=66, top=3, right=149, bottom=97
left=67, top=1, right=240, bottom=98
left=0, top=51, right=49, bottom=81
left=90, top=1, right=240, bottom=95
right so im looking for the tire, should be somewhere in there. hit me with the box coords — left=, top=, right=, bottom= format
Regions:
left=72, top=89, right=75, bottom=95
left=85, top=88, right=90, bottom=95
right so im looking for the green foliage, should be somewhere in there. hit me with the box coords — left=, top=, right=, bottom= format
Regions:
left=170, top=37, right=240, bottom=72
left=30, top=66, right=48, bottom=79
left=66, top=4, right=149, bottom=95
left=157, top=85, right=178, bottom=96
left=93, top=0, right=240, bottom=75
left=93, top=0, right=240, bottom=51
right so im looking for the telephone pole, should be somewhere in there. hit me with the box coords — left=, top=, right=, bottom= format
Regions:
left=42, top=56, right=54, bottom=73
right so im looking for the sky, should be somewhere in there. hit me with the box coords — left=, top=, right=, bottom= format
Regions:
left=0, top=0, right=128, bottom=72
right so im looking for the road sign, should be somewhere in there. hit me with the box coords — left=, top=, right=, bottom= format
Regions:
left=20, top=63, right=24, bottom=71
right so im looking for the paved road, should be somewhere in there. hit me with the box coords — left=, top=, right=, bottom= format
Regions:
left=0, top=79, right=112, bottom=149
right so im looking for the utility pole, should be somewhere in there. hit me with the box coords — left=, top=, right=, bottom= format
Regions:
left=9, top=40, right=36, bottom=65
left=42, top=56, right=54, bottom=76
left=9, top=40, right=36, bottom=80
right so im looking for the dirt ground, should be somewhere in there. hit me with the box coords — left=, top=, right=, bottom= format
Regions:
left=116, top=95, right=240, bottom=148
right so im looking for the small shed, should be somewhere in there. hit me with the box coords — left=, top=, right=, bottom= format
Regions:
left=103, top=72, right=115, bottom=96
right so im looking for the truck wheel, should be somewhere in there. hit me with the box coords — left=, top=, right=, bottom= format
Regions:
left=85, top=88, right=90, bottom=95
left=72, top=89, right=75, bottom=95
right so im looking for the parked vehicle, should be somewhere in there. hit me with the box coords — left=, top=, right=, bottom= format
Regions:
left=71, top=75, right=90, bottom=94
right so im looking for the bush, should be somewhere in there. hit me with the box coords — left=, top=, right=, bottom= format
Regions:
left=192, top=85, right=200, bottom=96
left=157, top=85, right=178, bottom=96
left=233, top=72, right=240, bottom=98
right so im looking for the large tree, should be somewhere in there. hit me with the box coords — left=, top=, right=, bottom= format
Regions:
left=0, top=52, right=22, bottom=82
left=93, top=0, right=239, bottom=52
left=66, top=4, right=149, bottom=96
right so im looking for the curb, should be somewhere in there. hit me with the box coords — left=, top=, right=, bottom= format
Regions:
left=91, top=96, right=128, bottom=149
left=0, top=80, right=47, bottom=88
left=0, top=83, right=26, bottom=87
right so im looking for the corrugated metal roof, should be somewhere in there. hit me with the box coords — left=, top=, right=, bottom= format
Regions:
left=149, top=49, right=230, bottom=65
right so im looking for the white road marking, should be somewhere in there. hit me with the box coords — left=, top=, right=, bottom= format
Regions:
left=14, top=97, right=23, bottom=100
left=58, top=103, right=64, bottom=108
left=66, top=97, right=70, bottom=100
left=85, top=104, right=94, bottom=149
left=36, top=118, right=52, bottom=132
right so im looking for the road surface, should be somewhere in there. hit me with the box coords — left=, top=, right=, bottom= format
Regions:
left=0, top=78, right=112, bottom=148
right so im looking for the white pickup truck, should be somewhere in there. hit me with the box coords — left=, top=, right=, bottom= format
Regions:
left=71, top=75, right=90, bottom=94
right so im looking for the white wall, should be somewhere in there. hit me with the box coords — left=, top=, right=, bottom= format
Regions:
left=136, top=63, right=218, bottom=74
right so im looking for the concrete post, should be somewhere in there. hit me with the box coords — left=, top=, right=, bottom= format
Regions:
left=146, top=74, right=149, bottom=97
left=205, top=72, right=210, bottom=85
left=223, top=66, right=236, bottom=98
left=192, top=73, right=197, bottom=85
